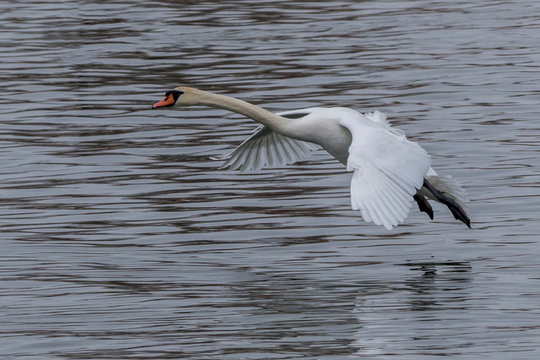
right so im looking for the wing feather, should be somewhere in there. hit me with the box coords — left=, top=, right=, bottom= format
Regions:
left=275, top=134, right=294, bottom=163
left=224, top=142, right=249, bottom=170
left=252, top=137, right=264, bottom=170
left=372, top=170, right=403, bottom=227
left=215, top=124, right=318, bottom=172
left=243, top=139, right=259, bottom=172
left=364, top=110, right=389, bottom=126
left=340, top=113, right=431, bottom=229
left=268, top=133, right=281, bottom=165
left=284, top=136, right=305, bottom=160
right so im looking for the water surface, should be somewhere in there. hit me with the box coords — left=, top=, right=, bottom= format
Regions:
left=1, top=1, right=540, bottom=359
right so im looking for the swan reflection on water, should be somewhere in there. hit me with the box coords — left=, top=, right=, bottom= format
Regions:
left=353, top=261, right=472, bottom=357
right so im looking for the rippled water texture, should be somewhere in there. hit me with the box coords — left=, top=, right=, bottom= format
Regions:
left=2, top=1, right=540, bottom=359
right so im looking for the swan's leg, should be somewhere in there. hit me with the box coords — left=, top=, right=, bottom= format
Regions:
left=422, top=179, right=471, bottom=228
left=414, top=194, right=434, bottom=220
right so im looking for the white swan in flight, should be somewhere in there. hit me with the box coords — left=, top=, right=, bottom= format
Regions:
left=153, top=87, right=470, bottom=230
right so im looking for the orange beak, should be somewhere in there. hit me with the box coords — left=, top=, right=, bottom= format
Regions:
left=152, top=94, right=176, bottom=109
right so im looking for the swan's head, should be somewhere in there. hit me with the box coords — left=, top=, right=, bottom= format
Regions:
left=152, top=86, right=199, bottom=109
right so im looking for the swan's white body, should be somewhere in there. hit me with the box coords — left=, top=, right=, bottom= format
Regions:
left=153, top=87, right=470, bottom=230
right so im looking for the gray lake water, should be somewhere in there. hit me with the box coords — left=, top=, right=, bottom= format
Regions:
left=1, top=0, right=540, bottom=359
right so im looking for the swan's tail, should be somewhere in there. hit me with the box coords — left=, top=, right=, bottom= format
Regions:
left=418, top=170, right=471, bottom=228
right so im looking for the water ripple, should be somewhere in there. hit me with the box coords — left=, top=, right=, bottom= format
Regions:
left=2, top=0, right=540, bottom=359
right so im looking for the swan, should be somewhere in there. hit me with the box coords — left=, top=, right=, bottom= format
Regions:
left=152, top=87, right=470, bottom=230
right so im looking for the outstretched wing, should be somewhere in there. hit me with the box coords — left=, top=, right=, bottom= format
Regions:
left=213, top=108, right=322, bottom=172
left=340, top=114, right=431, bottom=230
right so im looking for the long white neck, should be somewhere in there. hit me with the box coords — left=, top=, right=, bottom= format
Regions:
left=187, top=89, right=290, bottom=132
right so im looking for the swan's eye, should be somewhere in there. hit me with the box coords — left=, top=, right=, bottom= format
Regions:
left=167, top=90, right=183, bottom=101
